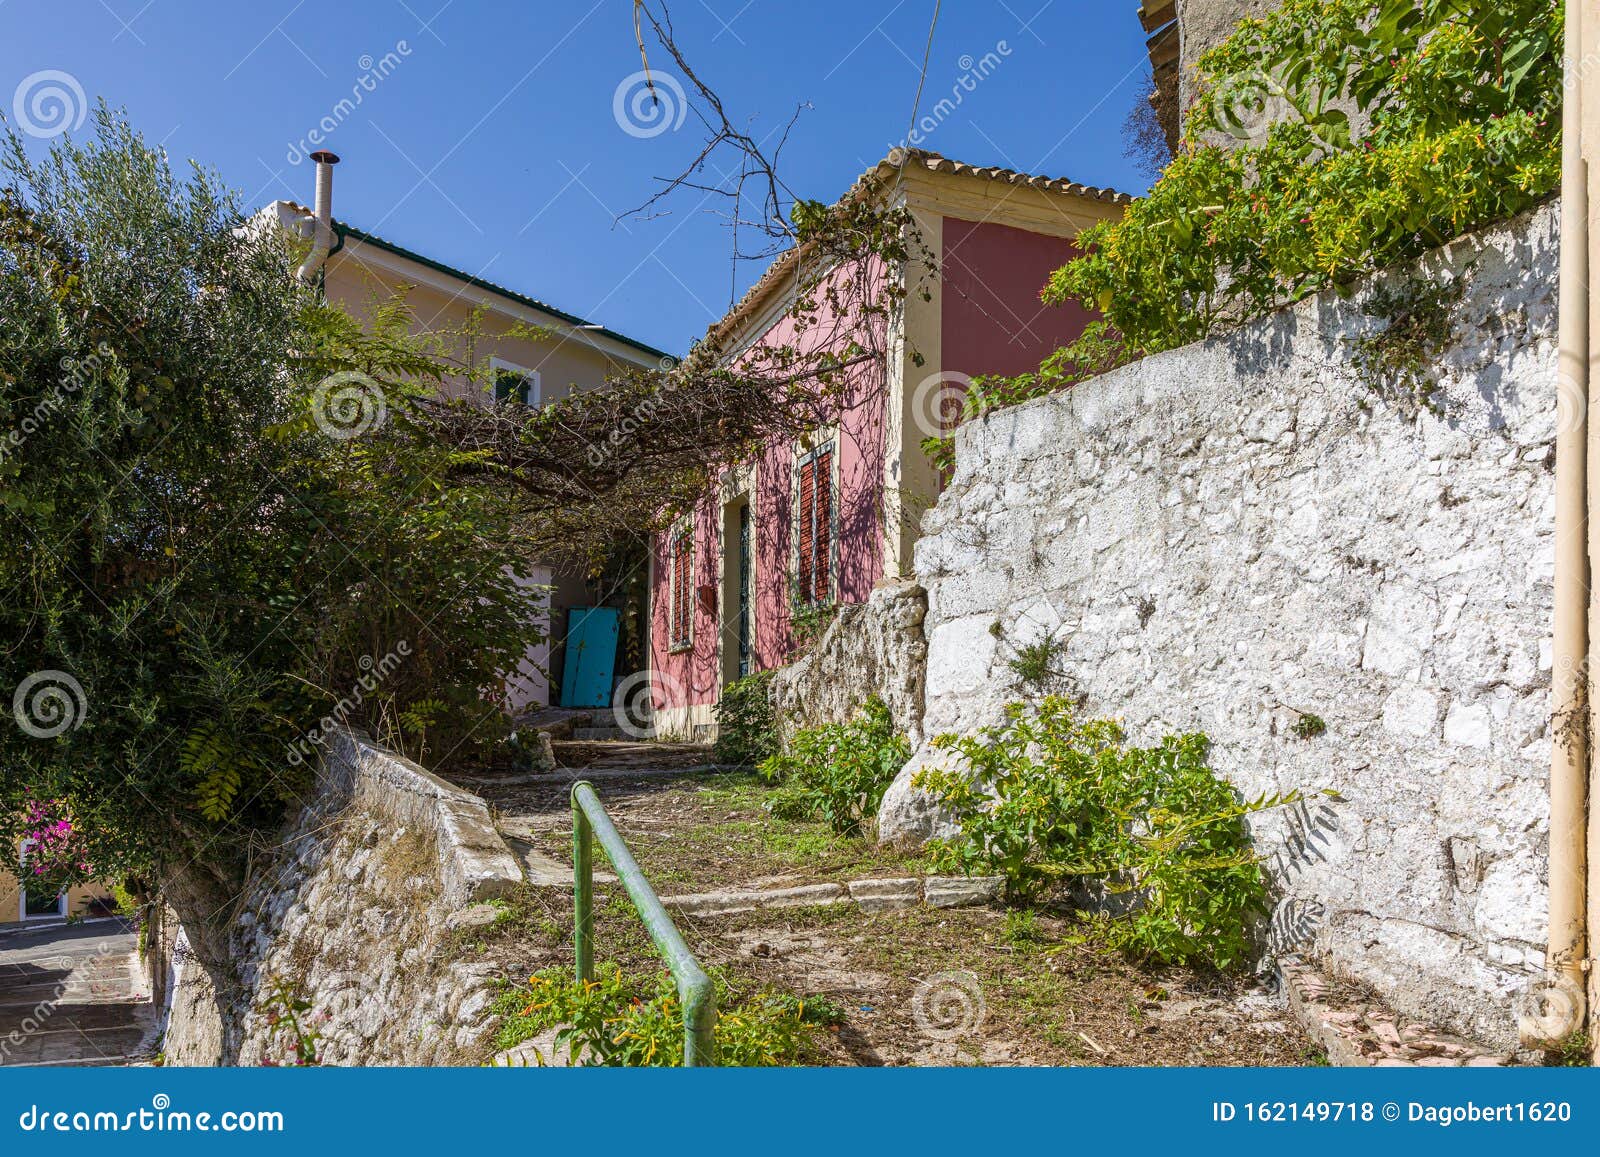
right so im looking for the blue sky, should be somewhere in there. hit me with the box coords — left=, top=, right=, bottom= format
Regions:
left=3, top=1, right=1154, bottom=355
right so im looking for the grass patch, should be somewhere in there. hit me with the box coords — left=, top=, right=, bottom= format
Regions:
left=489, top=965, right=842, bottom=1066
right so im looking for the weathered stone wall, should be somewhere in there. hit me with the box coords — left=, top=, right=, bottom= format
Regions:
left=881, top=203, right=1559, bottom=1051
left=1174, top=0, right=1277, bottom=119
left=768, top=579, right=929, bottom=745
left=162, top=729, right=523, bottom=1065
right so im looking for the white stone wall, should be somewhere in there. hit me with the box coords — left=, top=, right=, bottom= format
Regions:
left=162, top=730, right=522, bottom=1065
left=880, top=204, right=1559, bottom=1050
left=768, top=579, right=929, bottom=746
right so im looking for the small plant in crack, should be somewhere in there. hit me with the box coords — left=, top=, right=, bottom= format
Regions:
left=1007, top=635, right=1067, bottom=693
left=1288, top=711, right=1327, bottom=741
left=1349, top=275, right=1465, bottom=417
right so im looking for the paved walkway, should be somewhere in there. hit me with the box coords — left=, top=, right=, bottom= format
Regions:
left=0, top=918, right=155, bottom=1066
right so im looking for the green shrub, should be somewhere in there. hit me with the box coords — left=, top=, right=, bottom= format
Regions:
left=915, top=697, right=1312, bottom=970
left=713, top=671, right=779, bottom=766
left=758, top=697, right=910, bottom=836
left=489, top=966, right=840, bottom=1066
left=928, top=0, right=1561, bottom=453
left=1045, top=0, right=1558, bottom=359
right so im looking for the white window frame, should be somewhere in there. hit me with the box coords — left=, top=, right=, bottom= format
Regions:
left=17, top=839, right=68, bottom=921
left=489, top=357, right=541, bottom=407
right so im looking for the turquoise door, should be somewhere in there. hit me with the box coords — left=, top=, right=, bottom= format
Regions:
left=560, top=607, right=619, bottom=708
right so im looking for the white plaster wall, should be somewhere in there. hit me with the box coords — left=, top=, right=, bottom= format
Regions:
left=880, top=203, right=1560, bottom=1050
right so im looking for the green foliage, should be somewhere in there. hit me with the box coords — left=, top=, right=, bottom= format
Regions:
left=0, top=109, right=543, bottom=914
left=258, top=977, right=323, bottom=1066
left=1003, top=908, right=1047, bottom=946
left=713, top=670, right=779, bottom=766
left=1007, top=635, right=1067, bottom=692
left=1547, top=1032, right=1593, bottom=1067
left=788, top=584, right=838, bottom=650
left=916, top=697, right=1312, bottom=969
left=1350, top=276, right=1465, bottom=414
left=1038, top=0, right=1560, bottom=377
left=489, top=966, right=839, bottom=1066
left=1289, top=712, right=1327, bottom=741
left=919, top=323, right=1126, bottom=472
left=758, top=697, right=909, bottom=836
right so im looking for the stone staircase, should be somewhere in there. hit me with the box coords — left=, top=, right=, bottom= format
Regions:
left=510, top=707, right=720, bottom=779
left=0, top=919, right=156, bottom=1066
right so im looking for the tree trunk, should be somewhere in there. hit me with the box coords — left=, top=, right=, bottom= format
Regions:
left=160, top=853, right=248, bottom=1064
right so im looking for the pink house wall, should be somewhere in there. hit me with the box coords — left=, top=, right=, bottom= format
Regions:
left=649, top=261, right=890, bottom=719
left=649, top=213, right=1100, bottom=723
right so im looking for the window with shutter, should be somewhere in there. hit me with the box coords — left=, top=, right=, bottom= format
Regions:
left=794, top=443, right=834, bottom=607
left=489, top=358, right=539, bottom=406
left=669, top=528, right=693, bottom=650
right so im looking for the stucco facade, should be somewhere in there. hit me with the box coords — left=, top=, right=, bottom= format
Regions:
left=647, top=152, right=1127, bottom=738
left=263, top=199, right=669, bottom=710
left=0, top=858, right=112, bottom=926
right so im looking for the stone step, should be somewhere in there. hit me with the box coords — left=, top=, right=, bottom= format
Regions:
left=0, top=1000, right=149, bottom=1035
left=0, top=1023, right=151, bottom=1067
left=662, top=875, right=1003, bottom=917
left=571, top=726, right=627, bottom=741
left=549, top=740, right=716, bottom=771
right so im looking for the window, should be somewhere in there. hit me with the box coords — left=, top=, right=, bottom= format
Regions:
left=794, top=442, right=834, bottom=606
left=490, top=358, right=539, bottom=406
left=669, top=525, right=693, bottom=651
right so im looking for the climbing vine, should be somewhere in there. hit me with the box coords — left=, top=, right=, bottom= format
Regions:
left=932, top=0, right=1561, bottom=455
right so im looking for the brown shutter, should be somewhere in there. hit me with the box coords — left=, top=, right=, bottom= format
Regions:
left=812, top=449, right=832, bottom=603
left=671, top=532, right=692, bottom=646
left=797, top=459, right=815, bottom=605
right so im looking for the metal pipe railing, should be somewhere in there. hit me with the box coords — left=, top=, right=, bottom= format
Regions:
left=570, top=779, right=716, bottom=1065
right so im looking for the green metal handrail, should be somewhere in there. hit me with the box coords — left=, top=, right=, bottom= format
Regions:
left=570, top=779, right=716, bottom=1065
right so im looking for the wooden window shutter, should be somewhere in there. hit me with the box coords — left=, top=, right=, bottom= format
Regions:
left=812, top=448, right=832, bottom=603
left=670, top=531, right=692, bottom=647
left=797, top=458, right=815, bottom=604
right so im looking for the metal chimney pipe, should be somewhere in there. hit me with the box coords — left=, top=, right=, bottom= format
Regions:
left=297, top=150, right=340, bottom=283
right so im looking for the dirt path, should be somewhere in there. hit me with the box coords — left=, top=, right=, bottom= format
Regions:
left=458, top=760, right=1317, bottom=1067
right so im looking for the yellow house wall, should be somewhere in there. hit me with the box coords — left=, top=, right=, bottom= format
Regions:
left=317, top=234, right=665, bottom=708
left=0, top=867, right=114, bottom=926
